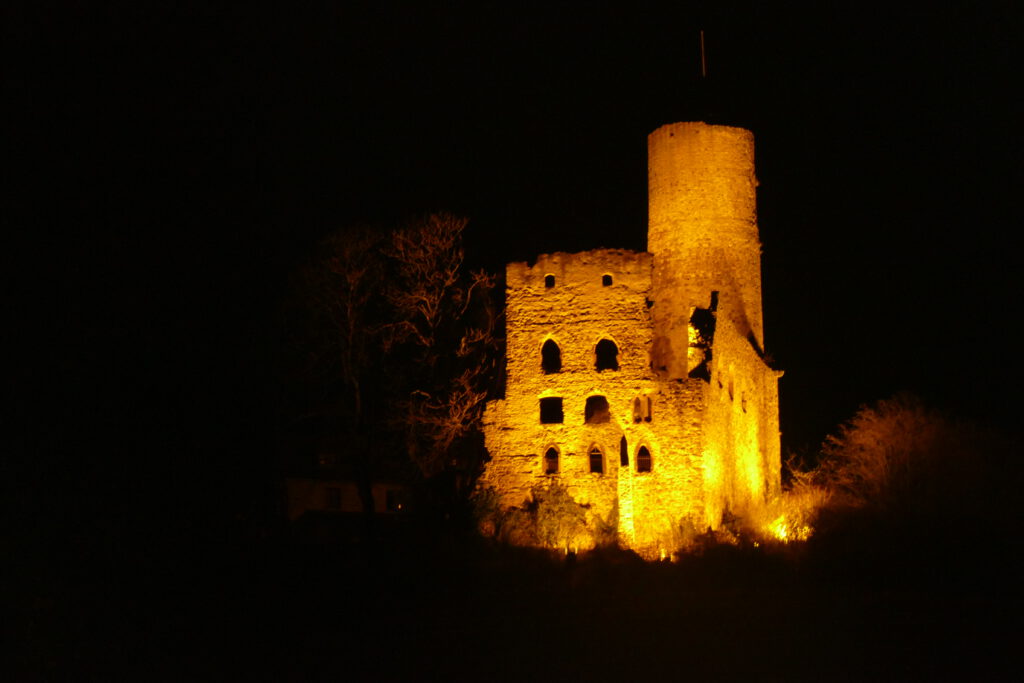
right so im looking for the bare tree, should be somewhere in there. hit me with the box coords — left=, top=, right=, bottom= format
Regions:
left=282, top=214, right=499, bottom=518
left=283, top=226, right=387, bottom=515
left=383, top=214, right=499, bottom=484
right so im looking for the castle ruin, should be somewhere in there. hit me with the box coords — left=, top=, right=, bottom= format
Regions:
left=478, top=121, right=782, bottom=557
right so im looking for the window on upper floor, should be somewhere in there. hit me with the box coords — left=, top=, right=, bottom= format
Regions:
left=545, top=274, right=555, bottom=288
left=584, top=396, right=610, bottom=424
left=595, top=339, right=619, bottom=371
left=589, top=445, right=604, bottom=474
left=541, top=339, right=561, bottom=374
left=619, top=436, right=628, bottom=467
left=632, top=395, right=653, bottom=423
left=637, top=446, right=652, bottom=473
left=602, top=274, right=613, bottom=286
left=544, top=447, right=559, bottom=475
left=539, top=397, right=564, bottom=424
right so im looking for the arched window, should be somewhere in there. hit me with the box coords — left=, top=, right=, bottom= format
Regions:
left=619, top=436, right=628, bottom=467
left=584, top=396, right=610, bottom=424
left=637, top=446, right=652, bottom=473
left=544, top=274, right=555, bottom=288
left=588, top=445, right=604, bottom=474
left=595, top=339, right=619, bottom=371
left=541, top=339, right=561, bottom=374
left=544, top=447, right=559, bottom=475
left=539, top=397, right=563, bottom=424
left=602, top=274, right=613, bottom=286
left=632, top=395, right=652, bottom=423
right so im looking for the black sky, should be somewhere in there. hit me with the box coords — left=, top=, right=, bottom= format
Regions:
left=9, top=3, right=1022, bottom=519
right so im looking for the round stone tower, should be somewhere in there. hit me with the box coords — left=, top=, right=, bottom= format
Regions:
left=647, top=121, right=764, bottom=380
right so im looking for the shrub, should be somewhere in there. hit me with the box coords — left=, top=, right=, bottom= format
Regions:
left=807, top=392, right=1020, bottom=543
left=747, top=463, right=830, bottom=544
left=472, top=483, right=596, bottom=551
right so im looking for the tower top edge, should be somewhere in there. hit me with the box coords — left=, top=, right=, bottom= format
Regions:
left=648, top=121, right=753, bottom=140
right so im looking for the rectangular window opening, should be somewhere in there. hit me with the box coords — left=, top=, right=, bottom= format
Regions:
left=540, top=397, right=564, bottom=424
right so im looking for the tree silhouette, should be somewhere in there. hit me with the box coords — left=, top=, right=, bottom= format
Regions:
left=281, top=214, right=499, bottom=517
left=383, top=214, right=499, bottom=490
left=282, top=225, right=388, bottom=516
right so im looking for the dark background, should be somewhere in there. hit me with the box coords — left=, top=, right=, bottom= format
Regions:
left=8, top=2, right=1021, bottom=527
left=7, top=3, right=1021, bottom=678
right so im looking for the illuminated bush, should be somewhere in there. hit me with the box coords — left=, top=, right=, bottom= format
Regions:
left=746, top=465, right=829, bottom=544
left=815, top=393, right=981, bottom=519
left=473, top=484, right=614, bottom=553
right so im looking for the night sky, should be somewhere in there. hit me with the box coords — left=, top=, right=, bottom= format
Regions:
left=9, top=3, right=1021, bottom=520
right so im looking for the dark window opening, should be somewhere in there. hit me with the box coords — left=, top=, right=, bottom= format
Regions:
left=595, top=339, right=619, bottom=371
left=620, top=436, right=628, bottom=467
left=632, top=396, right=652, bottom=423
left=544, top=274, right=555, bottom=288
left=589, top=446, right=604, bottom=474
left=544, top=447, right=559, bottom=475
left=541, top=339, right=561, bottom=374
left=637, top=446, right=652, bottom=473
left=602, top=274, right=613, bottom=286
left=539, top=397, right=564, bottom=424
left=584, top=396, right=610, bottom=424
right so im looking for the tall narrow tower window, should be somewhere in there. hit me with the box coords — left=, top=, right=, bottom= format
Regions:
left=541, top=339, right=561, bottom=374
left=632, top=395, right=653, bottom=423
left=543, top=447, right=559, bottom=475
left=584, top=396, right=610, bottom=424
left=637, top=446, right=652, bottom=473
left=595, top=339, right=619, bottom=371
left=544, top=274, right=555, bottom=288
left=589, top=446, right=604, bottom=474
left=619, top=436, right=628, bottom=466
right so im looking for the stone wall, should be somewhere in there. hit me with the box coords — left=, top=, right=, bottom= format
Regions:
left=480, top=249, right=716, bottom=555
left=480, top=250, right=658, bottom=528
left=700, top=292, right=782, bottom=527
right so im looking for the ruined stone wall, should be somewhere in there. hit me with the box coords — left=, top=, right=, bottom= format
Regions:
left=648, top=122, right=764, bottom=379
left=701, top=292, right=782, bottom=526
left=625, top=379, right=708, bottom=554
left=480, top=249, right=710, bottom=554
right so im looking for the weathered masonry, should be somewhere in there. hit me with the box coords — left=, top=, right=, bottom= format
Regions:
left=478, top=121, right=782, bottom=557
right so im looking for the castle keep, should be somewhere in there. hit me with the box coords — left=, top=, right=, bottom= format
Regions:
left=478, top=122, right=781, bottom=556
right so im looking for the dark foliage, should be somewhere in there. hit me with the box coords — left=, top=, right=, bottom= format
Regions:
left=279, top=214, right=500, bottom=513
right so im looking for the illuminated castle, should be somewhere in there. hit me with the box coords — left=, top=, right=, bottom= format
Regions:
left=478, top=122, right=781, bottom=556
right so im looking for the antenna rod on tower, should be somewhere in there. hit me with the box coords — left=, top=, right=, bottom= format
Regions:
left=699, top=29, right=708, bottom=79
